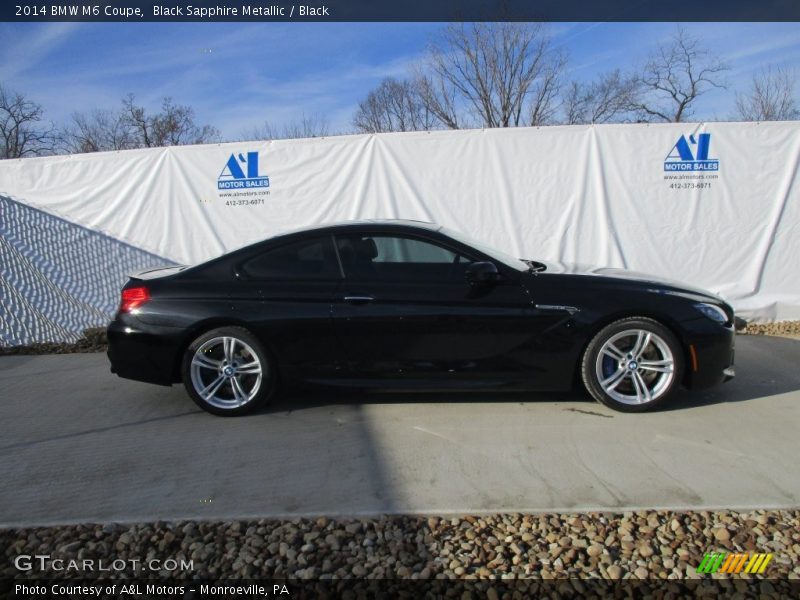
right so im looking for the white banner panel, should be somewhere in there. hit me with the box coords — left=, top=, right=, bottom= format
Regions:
left=1, top=122, right=799, bottom=342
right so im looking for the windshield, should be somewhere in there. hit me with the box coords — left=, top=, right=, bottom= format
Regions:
left=440, top=227, right=528, bottom=271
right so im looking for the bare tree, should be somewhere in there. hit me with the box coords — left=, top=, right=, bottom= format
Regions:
left=280, top=113, right=330, bottom=139
left=353, top=77, right=435, bottom=133
left=246, top=113, right=330, bottom=140
left=414, top=73, right=461, bottom=129
left=121, top=94, right=219, bottom=147
left=60, top=95, right=219, bottom=153
left=62, top=108, right=136, bottom=153
left=562, top=82, right=587, bottom=125
left=631, top=27, right=729, bottom=123
left=734, top=66, right=799, bottom=121
left=0, top=84, right=56, bottom=158
left=417, top=22, right=566, bottom=129
left=121, top=94, right=153, bottom=147
left=563, top=70, right=638, bottom=125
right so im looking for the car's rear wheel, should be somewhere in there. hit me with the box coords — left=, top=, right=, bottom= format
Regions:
left=581, top=317, right=683, bottom=412
left=181, top=326, right=274, bottom=416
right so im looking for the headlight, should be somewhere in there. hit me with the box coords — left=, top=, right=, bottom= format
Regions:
left=695, top=302, right=728, bottom=324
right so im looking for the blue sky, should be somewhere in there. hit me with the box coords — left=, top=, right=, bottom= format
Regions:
left=1, top=22, right=798, bottom=138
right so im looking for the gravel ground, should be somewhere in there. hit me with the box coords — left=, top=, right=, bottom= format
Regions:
left=0, top=328, right=107, bottom=355
left=742, top=321, right=800, bottom=337
left=3, top=510, right=798, bottom=581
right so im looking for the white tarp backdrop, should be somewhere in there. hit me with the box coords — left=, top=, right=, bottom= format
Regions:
left=1, top=121, right=799, bottom=344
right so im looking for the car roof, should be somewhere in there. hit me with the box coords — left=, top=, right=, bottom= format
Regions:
left=189, top=219, right=455, bottom=274
left=273, top=219, right=442, bottom=237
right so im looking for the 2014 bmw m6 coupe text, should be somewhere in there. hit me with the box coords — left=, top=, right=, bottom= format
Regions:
left=107, top=220, right=735, bottom=415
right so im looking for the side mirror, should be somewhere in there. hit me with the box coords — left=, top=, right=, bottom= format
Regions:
left=466, top=261, right=499, bottom=285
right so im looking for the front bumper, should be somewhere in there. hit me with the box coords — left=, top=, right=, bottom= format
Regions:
left=723, top=366, right=735, bottom=381
left=681, top=316, right=736, bottom=390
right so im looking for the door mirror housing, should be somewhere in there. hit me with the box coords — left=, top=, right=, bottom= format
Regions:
left=466, top=261, right=499, bottom=285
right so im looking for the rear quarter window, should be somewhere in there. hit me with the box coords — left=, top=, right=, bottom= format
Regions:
left=241, top=237, right=340, bottom=280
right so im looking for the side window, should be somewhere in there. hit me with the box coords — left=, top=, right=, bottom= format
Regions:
left=336, top=234, right=473, bottom=282
left=241, top=237, right=339, bottom=280
left=372, top=237, right=457, bottom=263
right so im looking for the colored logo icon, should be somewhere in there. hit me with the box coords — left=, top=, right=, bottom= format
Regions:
left=696, top=552, right=772, bottom=574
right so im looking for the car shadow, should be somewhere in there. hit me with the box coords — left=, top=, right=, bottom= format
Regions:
left=255, top=335, right=800, bottom=414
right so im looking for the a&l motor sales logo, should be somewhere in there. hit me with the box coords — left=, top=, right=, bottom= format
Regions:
left=664, top=133, right=719, bottom=172
left=218, top=151, right=270, bottom=190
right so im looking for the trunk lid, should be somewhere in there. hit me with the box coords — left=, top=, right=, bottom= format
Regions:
left=129, top=265, right=187, bottom=281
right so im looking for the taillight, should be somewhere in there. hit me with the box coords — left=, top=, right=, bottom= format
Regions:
left=120, top=286, right=150, bottom=313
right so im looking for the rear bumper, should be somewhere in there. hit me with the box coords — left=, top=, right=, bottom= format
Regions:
left=107, top=318, right=183, bottom=386
left=681, top=317, right=736, bottom=390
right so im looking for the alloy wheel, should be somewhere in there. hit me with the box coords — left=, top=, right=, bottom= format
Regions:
left=189, top=336, right=264, bottom=409
left=594, top=328, right=675, bottom=405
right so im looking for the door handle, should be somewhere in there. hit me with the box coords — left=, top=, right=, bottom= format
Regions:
left=343, top=295, right=375, bottom=304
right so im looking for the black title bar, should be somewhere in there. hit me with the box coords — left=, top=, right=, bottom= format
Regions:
left=4, top=0, right=800, bottom=22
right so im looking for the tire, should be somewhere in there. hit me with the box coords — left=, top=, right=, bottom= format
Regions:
left=181, top=326, right=275, bottom=416
left=581, top=317, right=684, bottom=412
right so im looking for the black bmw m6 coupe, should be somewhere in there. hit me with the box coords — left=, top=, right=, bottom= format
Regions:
left=107, top=220, right=735, bottom=415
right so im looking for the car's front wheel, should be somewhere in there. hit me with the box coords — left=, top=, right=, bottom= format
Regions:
left=581, top=317, right=684, bottom=412
left=181, top=326, right=274, bottom=416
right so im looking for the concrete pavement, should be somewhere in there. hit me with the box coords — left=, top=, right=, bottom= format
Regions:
left=1, top=335, right=799, bottom=526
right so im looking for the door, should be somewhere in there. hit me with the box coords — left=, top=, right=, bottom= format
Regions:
left=232, top=235, right=343, bottom=378
left=331, top=232, right=547, bottom=387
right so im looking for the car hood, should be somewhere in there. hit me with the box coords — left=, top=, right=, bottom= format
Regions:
left=534, top=260, right=725, bottom=302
